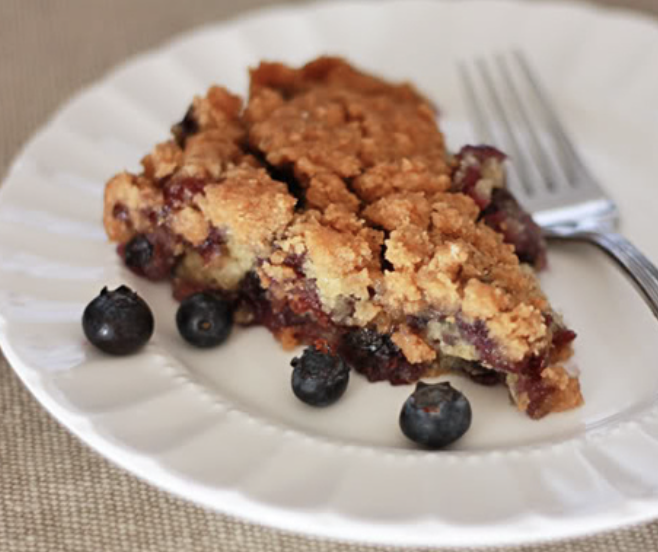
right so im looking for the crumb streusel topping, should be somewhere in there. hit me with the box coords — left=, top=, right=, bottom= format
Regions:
left=245, top=58, right=451, bottom=208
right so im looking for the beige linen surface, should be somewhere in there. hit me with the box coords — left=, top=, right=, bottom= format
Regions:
left=1, top=1, right=657, bottom=550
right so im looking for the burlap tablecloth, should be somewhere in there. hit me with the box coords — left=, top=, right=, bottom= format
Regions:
left=1, top=1, right=657, bottom=550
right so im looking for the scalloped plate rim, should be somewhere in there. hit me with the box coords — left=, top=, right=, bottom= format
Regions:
left=2, top=0, right=658, bottom=547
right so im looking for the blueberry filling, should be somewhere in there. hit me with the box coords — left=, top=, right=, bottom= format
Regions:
left=172, top=106, right=199, bottom=147
left=339, top=328, right=427, bottom=385
left=124, top=234, right=154, bottom=271
left=119, top=230, right=175, bottom=281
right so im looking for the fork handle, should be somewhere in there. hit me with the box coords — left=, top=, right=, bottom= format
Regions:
left=547, top=230, right=658, bottom=319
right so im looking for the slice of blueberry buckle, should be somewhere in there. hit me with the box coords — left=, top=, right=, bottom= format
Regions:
left=102, top=57, right=581, bottom=419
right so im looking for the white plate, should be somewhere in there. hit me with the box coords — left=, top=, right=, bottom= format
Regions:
left=2, top=0, right=658, bottom=547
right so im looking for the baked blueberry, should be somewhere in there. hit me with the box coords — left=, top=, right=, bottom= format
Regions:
left=172, top=106, right=199, bottom=147
left=176, top=292, right=233, bottom=348
left=399, top=382, right=472, bottom=449
left=291, top=346, right=349, bottom=407
left=124, top=234, right=153, bottom=270
left=82, top=286, right=154, bottom=355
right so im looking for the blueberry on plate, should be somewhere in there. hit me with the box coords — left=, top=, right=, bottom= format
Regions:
left=176, top=292, right=233, bottom=348
left=399, top=381, right=472, bottom=449
left=82, top=285, right=154, bottom=355
left=291, top=346, right=350, bottom=407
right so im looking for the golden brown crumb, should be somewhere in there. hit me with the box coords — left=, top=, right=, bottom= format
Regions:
left=245, top=57, right=450, bottom=209
left=141, top=142, right=182, bottom=181
left=509, top=363, right=583, bottom=419
left=170, top=206, right=210, bottom=246
left=278, top=328, right=301, bottom=350
left=391, top=325, right=437, bottom=364
left=103, top=173, right=163, bottom=243
left=352, top=161, right=451, bottom=203
left=187, top=86, right=243, bottom=133
left=260, top=206, right=383, bottom=324
left=305, top=173, right=361, bottom=213
left=541, top=365, right=583, bottom=410
left=365, top=189, right=556, bottom=364
left=362, top=192, right=432, bottom=231
left=195, top=167, right=295, bottom=254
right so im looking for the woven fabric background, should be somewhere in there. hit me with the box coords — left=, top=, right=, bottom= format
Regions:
left=1, top=1, right=657, bottom=550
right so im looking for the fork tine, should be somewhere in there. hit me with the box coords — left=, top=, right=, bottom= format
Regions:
left=513, top=51, right=592, bottom=186
left=474, top=58, right=535, bottom=196
left=494, top=54, right=558, bottom=192
left=458, top=62, right=495, bottom=144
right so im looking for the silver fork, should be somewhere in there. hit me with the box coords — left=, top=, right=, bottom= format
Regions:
left=459, top=51, right=658, bottom=320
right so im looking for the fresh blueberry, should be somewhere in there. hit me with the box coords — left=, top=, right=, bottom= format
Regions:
left=176, top=292, right=233, bottom=348
left=124, top=234, right=153, bottom=270
left=291, top=346, right=350, bottom=407
left=82, top=286, right=154, bottom=355
left=399, top=381, right=472, bottom=449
